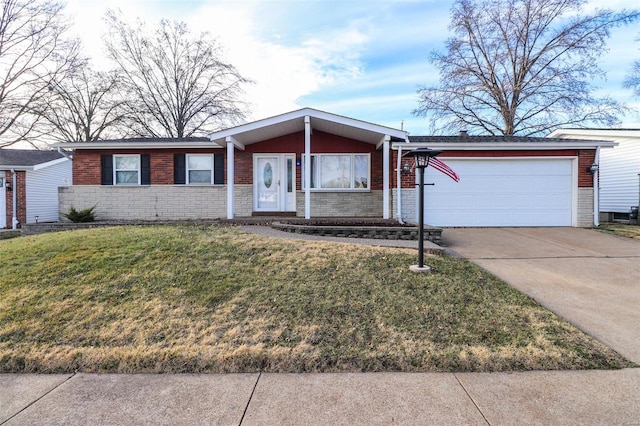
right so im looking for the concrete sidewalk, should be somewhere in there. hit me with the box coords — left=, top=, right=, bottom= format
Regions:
left=3, top=370, right=640, bottom=425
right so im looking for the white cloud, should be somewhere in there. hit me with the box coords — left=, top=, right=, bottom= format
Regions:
left=61, top=0, right=640, bottom=136
left=66, top=1, right=372, bottom=122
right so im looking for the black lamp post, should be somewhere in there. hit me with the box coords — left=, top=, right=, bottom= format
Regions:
left=404, top=147, right=442, bottom=271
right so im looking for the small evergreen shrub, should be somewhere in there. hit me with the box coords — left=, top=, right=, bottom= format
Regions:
left=64, top=205, right=96, bottom=223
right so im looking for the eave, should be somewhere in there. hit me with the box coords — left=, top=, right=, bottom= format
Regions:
left=391, top=141, right=617, bottom=151
left=52, top=141, right=223, bottom=150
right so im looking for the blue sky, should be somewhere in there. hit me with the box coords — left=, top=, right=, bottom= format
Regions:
left=68, top=0, right=640, bottom=135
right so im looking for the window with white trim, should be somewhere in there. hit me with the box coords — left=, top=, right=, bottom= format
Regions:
left=303, top=153, right=370, bottom=190
left=187, top=154, right=213, bottom=184
left=114, top=155, right=140, bottom=185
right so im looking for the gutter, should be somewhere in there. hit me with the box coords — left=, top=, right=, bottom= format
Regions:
left=53, top=141, right=223, bottom=150
left=391, top=141, right=617, bottom=150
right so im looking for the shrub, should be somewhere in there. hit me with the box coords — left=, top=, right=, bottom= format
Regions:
left=64, top=205, right=96, bottom=223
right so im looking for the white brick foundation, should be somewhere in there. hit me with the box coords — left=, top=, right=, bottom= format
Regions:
left=296, top=191, right=384, bottom=217
left=59, top=186, right=227, bottom=221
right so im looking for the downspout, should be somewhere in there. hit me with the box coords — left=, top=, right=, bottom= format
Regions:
left=593, top=146, right=600, bottom=227
left=11, top=168, right=17, bottom=230
left=396, top=145, right=404, bottom=224
left=57, top=147, right=73, bottom=161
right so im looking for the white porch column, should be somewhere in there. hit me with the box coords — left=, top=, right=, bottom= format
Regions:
left=226, top=138, right=235, bottom=219
left=382, top=136, right=390, bottom=219
left=593, top=146, right=600, bottom=227
left=304, top=115, right=311, bottom=219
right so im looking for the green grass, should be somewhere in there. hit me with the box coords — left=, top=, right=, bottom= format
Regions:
left=0, top=225, right=633, bottom=373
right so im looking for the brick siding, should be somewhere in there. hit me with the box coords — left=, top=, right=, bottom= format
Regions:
left=295, top=190, right=383, bottom=217
left=4, top=170, right=26, bottom=227
left=577, top=150, right=596, bottom=188
left=72, top=149, right=226, bottom=185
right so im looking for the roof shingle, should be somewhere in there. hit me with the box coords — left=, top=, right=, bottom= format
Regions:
left=0, top=149, right=66, bottom=167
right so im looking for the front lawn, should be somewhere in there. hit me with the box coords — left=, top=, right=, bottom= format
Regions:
left=0, top=225, right=632, bottom=373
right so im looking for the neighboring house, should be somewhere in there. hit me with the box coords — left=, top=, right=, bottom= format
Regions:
left=549, top=128, right=640, bottom=222
left=0, top=149, right=72, bottom=229
left=54, top=108, right=613, bottom=227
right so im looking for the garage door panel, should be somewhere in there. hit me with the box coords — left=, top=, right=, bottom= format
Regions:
left=421, top=159, right=574, bottom=227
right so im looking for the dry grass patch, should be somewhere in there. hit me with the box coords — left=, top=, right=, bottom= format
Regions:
left=597, top=222, right=640, bottom=240
left=0, top=225, right=633, bottom=373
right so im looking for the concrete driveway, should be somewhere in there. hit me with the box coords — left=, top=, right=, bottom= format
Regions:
left=443, top=227, right=640, bottom=365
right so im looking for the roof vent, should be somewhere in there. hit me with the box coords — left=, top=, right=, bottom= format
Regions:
left=459, top=130, right=468, bottom=137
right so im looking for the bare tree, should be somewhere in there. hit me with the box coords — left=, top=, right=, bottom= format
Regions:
left=624, top=42, right=640, bottom=98
left=103, top=10, right=250, bottom=138
left=0, top=0, right=79, bottom=147
left=414, top=0, right=639, bottom=136
left=34, top=64, right=126, bottom=142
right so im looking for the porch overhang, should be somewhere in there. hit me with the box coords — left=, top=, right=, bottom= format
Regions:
left=213, top=108, right=408, bottom=220
left=208, top=108, right=408, bottom=147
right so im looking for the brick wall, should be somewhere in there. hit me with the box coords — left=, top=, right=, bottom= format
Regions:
left=296, top=190, right=383, bottom=217
left=578, top=150, right=596, bottom=188
left=72, top=149, right=226, bottom=185
left=391, top=150, right=416, bottom=189
left=233, top=185, right=253, bottom=217
left=392, top=188, right=416, bottom=223
left=236, top=131, right=382, bottom=189
left=578, top=188, right=595, bottom=227
left=72, top=150, right=102, bottom=185
left=150, top=152, right=174, bottom=184
left=59, top=185, right=227, bottom=221
left=3, top=172, right=8, bottom=228
left=4, top=171, right=26, bottom=227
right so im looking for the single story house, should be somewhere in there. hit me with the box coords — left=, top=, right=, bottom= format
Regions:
left=549, top=128, right=640, bottom=222
left=54, top=108, right=614, bottom=227
left=1, top=149, right=72, bottom=229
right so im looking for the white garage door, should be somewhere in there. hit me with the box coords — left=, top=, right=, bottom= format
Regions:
left=420, top=158, right=575, bottom=227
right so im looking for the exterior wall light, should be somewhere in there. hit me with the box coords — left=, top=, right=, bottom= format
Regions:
left=5, top=180, right=12, bottom=191
left=402, top=161, right=411, bottom=174
left=403, top=147, right=443, bottom=272
left=588, top=163, right=599, bottom=174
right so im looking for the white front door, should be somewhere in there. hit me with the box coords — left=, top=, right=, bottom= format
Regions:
left=0, top=175, right=6, bottom=228
left=254, top=154, right=296, bottom=212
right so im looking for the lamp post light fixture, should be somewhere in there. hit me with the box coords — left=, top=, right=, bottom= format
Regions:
left=404, top=147, right=442, bottom=273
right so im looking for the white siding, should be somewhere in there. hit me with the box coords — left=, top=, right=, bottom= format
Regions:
left=600, top=138, right=640, bottom=213
left=25, top=159, right=72, bottom=223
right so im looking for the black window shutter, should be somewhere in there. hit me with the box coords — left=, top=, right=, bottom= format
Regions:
left=140, top=154, right=151, bottom=185
left=174, top=154, right=186, bottom=184
left=214, top=153, right=224, bottom=185
left=101, top=154, right=113, bottom=185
